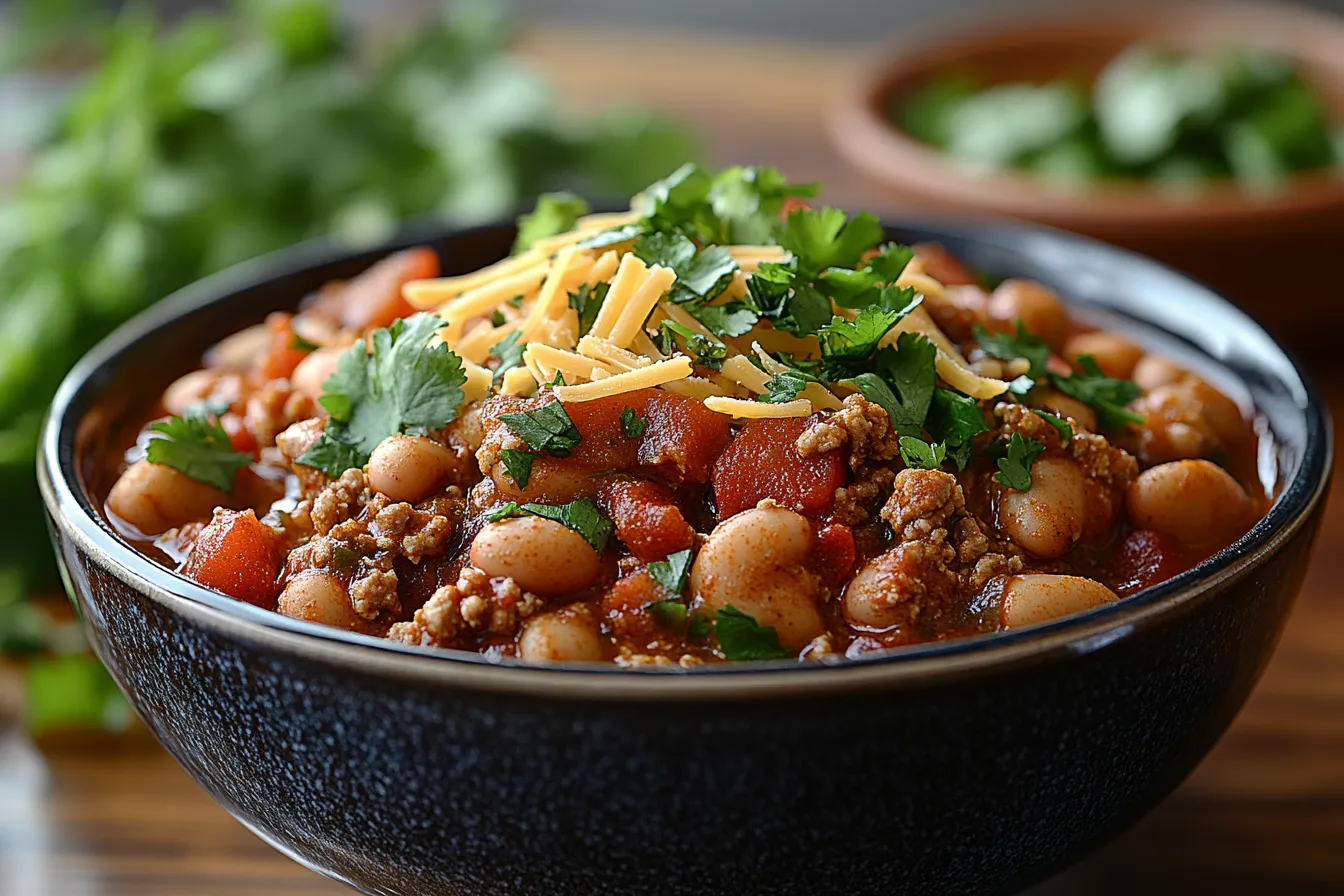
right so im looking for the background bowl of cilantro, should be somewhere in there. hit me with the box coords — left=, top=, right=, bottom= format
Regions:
left=827, top=0, right=1344, bottom=353
left=38, top=210, right=1329, bottom=895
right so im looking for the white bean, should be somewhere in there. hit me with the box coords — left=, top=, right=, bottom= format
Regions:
left=277, top=572, right=361, bottom=628
left=1000, top=574, right=1117, bottom=630
left=518, top=605, right=606, bottom=662
left=1030, top=389, right=1097, bottom=432
left=367, top=435, right=460, bottom=503
left=1064, top=331, right=1143, bottom=380
left=469, top=516, right=602, bottom=595
left=997, top=456, right=1086, bottom=558
left=690, top=504, right=823, bottom=650
left=1132, top=355, right=1188, bottom=392
left=842, top=552, right=909, bottom=630
left=988, top=280, right=1069, bottom=350
left=106, top=459, right=229, bottom=536
left=1127, top=459, right=1253, bottom=548
left=290, top=347, right=343, bottom=400
left=162, top=370, right=225, bottom=417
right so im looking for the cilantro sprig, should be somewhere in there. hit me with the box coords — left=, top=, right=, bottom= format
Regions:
left=1054, top=356, right=1144, bottom=428
left=620, top=408, right=647, bottom=438
left=499, top=401, right=582, bottom=457
left=898, top=436, right=947, bottom=470
left=489, top=331, right=525, bottom=385
left=714, top=606, right=792, bottom=661
left=993, top=433, right=1047, bottom=491
left=480, top=497, right=615, bottom=555
left=144, top=413, right=251, bottom=493
left=514, top=192, right=590, bottom=253
left=648, top=549, right=692, bottom=596
left=568, top=282, right=608, bottom=339
left=297, top=313, right=467, bottom=477
left=658, top=320, right=727, bottom=371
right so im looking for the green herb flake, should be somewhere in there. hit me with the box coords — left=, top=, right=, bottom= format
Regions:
left=899, top=436, right=947, bottom=470
left=660, top=320, right=727, bottom=371
left=144, top=415, right=251, bottom=492
left=489, top=331, right=525, bottom=385
left=762, top=369, right=807, bottom=404
left=778, top=207, right=884, bottom=276
left=497, top=449, right=535, bottom=489
left=567, top=281, right=609, bottom=339
left=648, top=599, right=688, bottom=629
left=714, top=605, right=792, bottom=661
left=648, top=548, right=693, bottom=596
left=519, top=497, right=615, bottom=554
left=514, top=192, right=591, bottom=253
left=620, top=407, right=647, bottom=438
left=490, top=309, right=507, bottom=327
left=994, top=432, right=1047, bottom=492
left=1051, top=356, right=1144, bottom=428
left=687, top=612, right=714, bottom=641
left=975, top=323, right=1051, bottom=379
left=1033, top=409, right=1074, bottom=442
left=289, top=333, right=320, bottom=352
left=485, top=502, right=523, bottom=523
left=499, top=400, right=582, bottom=457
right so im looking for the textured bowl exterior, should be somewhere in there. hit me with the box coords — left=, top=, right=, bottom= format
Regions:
left=41, top=218, right=1331, bottom=895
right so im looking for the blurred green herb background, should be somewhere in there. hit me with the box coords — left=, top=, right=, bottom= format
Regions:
left=895, top=43, right=1344, bottom=188
left=0, top=0, right=695, bottom=731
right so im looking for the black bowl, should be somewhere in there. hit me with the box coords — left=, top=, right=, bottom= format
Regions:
left=39, top=218, right=1330, bottom=896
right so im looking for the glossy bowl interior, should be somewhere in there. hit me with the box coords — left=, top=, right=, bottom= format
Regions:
left=39, top=217, right=1332, bottom=895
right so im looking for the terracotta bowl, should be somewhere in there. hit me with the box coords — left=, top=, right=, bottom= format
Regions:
left=38, top=217, right=1330, bottom=894
left=828, top=1, right=1344, bottom=354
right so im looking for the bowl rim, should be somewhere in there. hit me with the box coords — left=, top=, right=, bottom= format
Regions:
left=827, top=0, right=1344, bottom=227
left=39, top=216, right=1332, bottom=702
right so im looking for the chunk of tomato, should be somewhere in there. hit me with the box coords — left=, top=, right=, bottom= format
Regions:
left=1108, top=529, right=1193, bottom=596
left=712, top=415, right=845, bottom=519
left=811, top=522, right=856, bottom=587
left=181, top=509, right=283, bottom=608
left=340, top=246, right=439, bottom=331
left=598, top=479, right=696, bottom=562
left=259, top=312, right=311, bottom=380
left=638, top=390, right=732, bottom=485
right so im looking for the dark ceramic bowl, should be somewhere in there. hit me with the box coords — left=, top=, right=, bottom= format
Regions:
left=39, top=218, right=1330, bottom=896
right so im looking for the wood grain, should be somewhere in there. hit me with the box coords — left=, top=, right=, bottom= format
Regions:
left=1, top=25, right=1341, bottom=896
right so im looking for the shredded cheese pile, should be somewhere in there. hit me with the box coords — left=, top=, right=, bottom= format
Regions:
left=402, top=212, right=1008, bottom=416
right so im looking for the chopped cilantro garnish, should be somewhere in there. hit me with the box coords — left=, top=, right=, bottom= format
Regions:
left=181, top=397, right=231, bottom=420
left=1052, top=356, right=1144, bottom=428
left=490, top=309, right=507, bottom=327
left=506, top=294, right=526, bottom=309
left=714, top=606, right=791, bottom=661
left=648, top=548, right=692, bottom=596
left=550, top=370, right=567, bottom=387
left=497, top=449, right=535, bottom=489
left=1033, top=409, right=1074, bottom=442
left=927, top=389, right=990, bottom=448
left=634, top=232, right=738, bottom=302
left=975, top=322, right=1051, bottom=379
left=899, top=436, right=947, bottom=470
left=144, top=415, right=251, bottom=492
left=684, top=302, right=759, bottom=338
left=704, top=165, right=818, bottom=243
left=289, top=333, right=319, bottom=353
left=567, top=282, right=608, bottom=339
left=489, top=331, right=525, bottom=385
left=577, top=223, right=645, bottom=250
left=994, top=432, right=1047, bottom=492
left=821, top=243, right=915, bottom=310
left=520, top=498, right=615, bottom=554
left=778, top=207, right=884, bottom=276
left=513, top=192, right=590, bottom=253
left=660, top=320, right=726, bottom=371
left=873, top=332, right=937, bottom=437
left=620, top=407, right=647, bottom=438
left=688, top=612, right=714, bottom=641
left=648, top=600, right=688, bottom=629
left=296, top=313, right=466, bottom=477
left=485, top=502, right=522, bottom=523
left=818, top=308, right=904, bottom=366
left=745, top=263, right=832, bottom=337
left=762, top=369, right=807, bottom=404
left=500, top=401, right=582, bottom=457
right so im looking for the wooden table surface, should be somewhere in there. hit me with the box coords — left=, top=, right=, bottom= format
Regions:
left=3, top=26, right=1342, bottom=896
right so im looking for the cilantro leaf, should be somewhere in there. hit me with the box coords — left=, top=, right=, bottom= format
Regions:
left=568, top=282, right=608, bottom=339
left=182, top=397, right=231, bottom=420
left=762, top=369, right=807, bottom=404
left=289, top=333, right=319, bottom=352
left=485, top=502, right=522, bottom=523
left=1033, top=409, right=1074, bottom=442
left=648, top=600, right=688, bottom=629
left=975, top=323, right=1051, bottom=379
left=746, top=261, right=832, bottom=337
left=489, top=331, right=525, bottom=385
left=706, top=165, right=818, bottom=243
left=994, top=433, right=1047, bottom=492
left=297, top=313, right=466, bottom=476
left=819, top=309, right=903, bottom=365
left=871, top=332, right=937, bottom=437
left=633, top=163, right=713, bottom=227
left=926, top=388, right=990, bottom=472
left=144, top=415, right=251, bottom=492
left=1051, top=356, right=1144, bottom=428
left=688, top=613, right=714, bottom=641
left=899, top=436, right=947, bottom=470
left=634, top=232, right=738, bottom=302
left=648, top=548, right=692, bottom=596
left=498, top=449, right=535, bottom=489
left=578, top=223, right=646, bottom=250
left=778, top=207, right=884, bottom=276
left=514, top=192, right=590, bottom=253
left=520, top=498, right=615, bottom=554
left=620, top=408, right=647, bottom=438
left=821, top=243, right=915, bottom=309
left=499, top=401, right=582, bottom=457
left=714, top=606, right=792, bottom=661
left=684, top=301, right=758, bottom=337
left=660, top=321, right=726, bottom=371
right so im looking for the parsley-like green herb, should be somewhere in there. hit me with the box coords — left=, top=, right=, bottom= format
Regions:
left=513, top=192, right=590, bottom=253
left=704, top=165, right=818, bottom=243
left=975, top=323, right=1051, bottom=379
left=490, top=309, right=507, bottom=327
left=648, top=600, right=688, bottom=629
left=660, top=320, right=727, bottom=371
left=873, top=332, right=937, bottom=436
left=1052, top=356, right=1144, bottom=428
left=688, top=613, right=714, bottom=641
left=506, top=294, right=526, bottom=309
left=634, top=232, right=738, bottom=302
left=144, top=415, right=251, bottom=492
left=497, top=449, right=535, bottom=489
left=818, top=309, right=904, bottom=366
left=499, top=401, right=582, bottom=457
left=684, top=302, right=759, bottom=338
left=714, top=606, right=792, bottom=661
left=820, top=243, right=915, bottom=310
left=489, top=331, right=525, bottom=385
left=648, top=549, right=692, bottom=596
left=994, top=432, right=1047, bottom=491
left=778, top=207, right=885, bottom=276
left=1033, top=409, right=1074, bottom=442
left=550, top=371, right=567, bottom=387
left=296, top=313, right=466, bottom=476
left=567, top=282, right=608, bottom=339
left=899, top=436, right=947, bottom=470
left=927, top=389, right=990, bottom=453
left=519, top=498, right=615, bottom=554
left=181, top=397, right=232, bottom=420
left=289, top=333, right=320, bottom=353
left=762, top=369, right=807, bottom=404
left=485, top=502, right=522, bottom=523
left=745, top=261, right=832, bottom=337
left=620, top=407, right=647, bottom=438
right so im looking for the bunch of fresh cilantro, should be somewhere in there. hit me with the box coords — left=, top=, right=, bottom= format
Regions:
left=0, top=0, right=695, bottom=727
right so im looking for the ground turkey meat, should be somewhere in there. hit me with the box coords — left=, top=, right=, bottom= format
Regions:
left=799, top=394, right=903, bottom=525
left=388, top=566, right=544, bottom=648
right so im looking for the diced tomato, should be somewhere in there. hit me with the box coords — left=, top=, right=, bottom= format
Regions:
left=811, top=522, right=856, bottom=587
left=219, top=413, right=258, bottom=457
left=340, top=246, right=439, bottom=331
left=181, top=509, right=283, bottom=608
left=1108, top=529, right=1192, bottom=596
left=637, top=390, right=732, bottom=484
left=598, top=479, right=696, bottom=562
left=259, top=312, right=311, bottom=380
left=780, top=197, right=810, bottom=217
left=712, top=415, right=845, bottom=519
left=561, top=392, right=647, bottom=471
left=602, top=570, right=663, bottom=640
